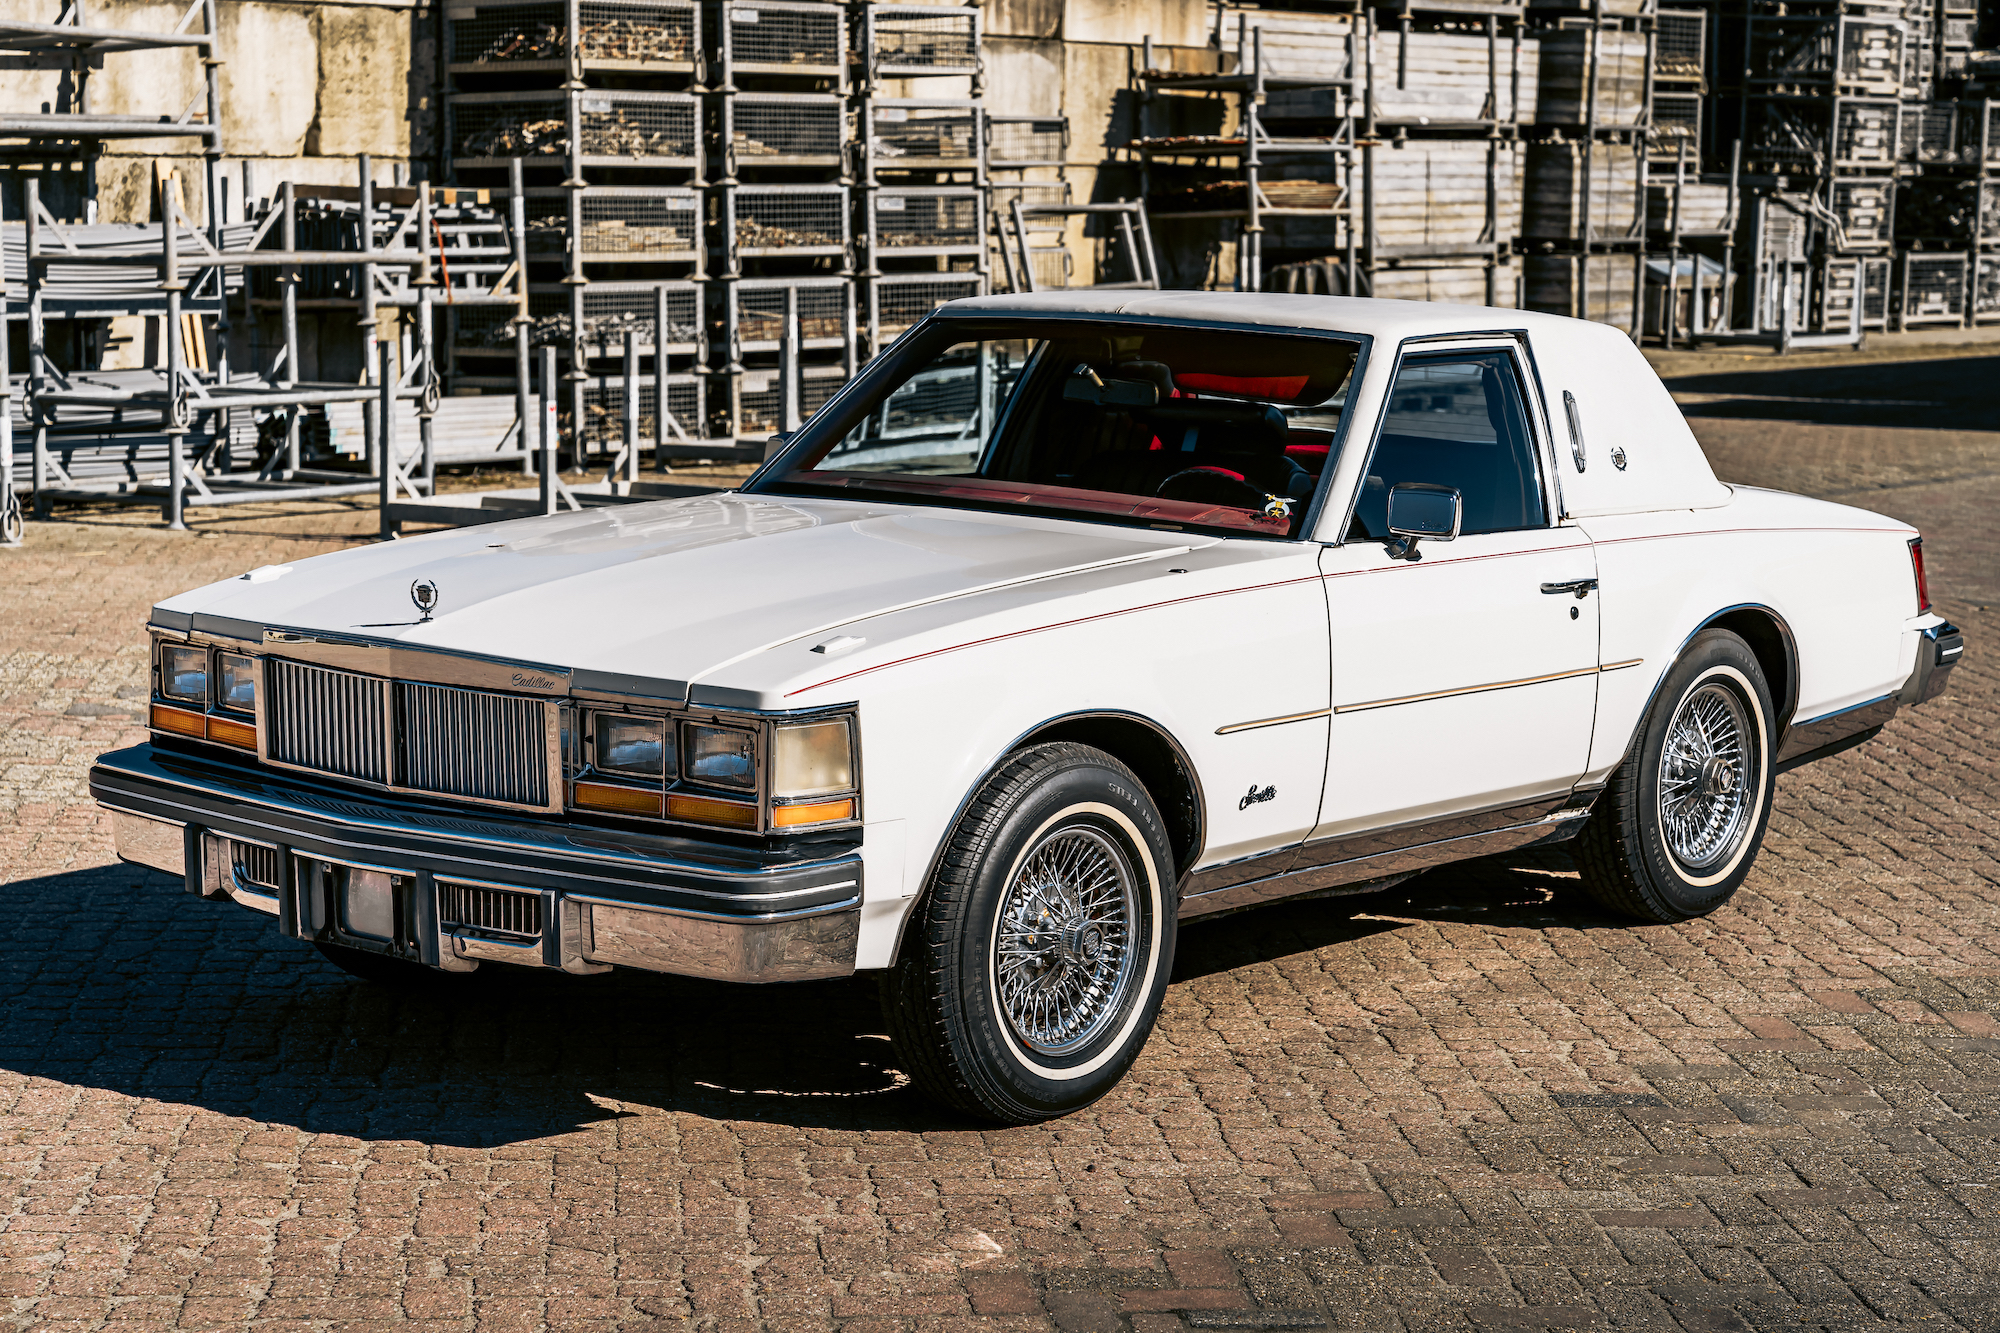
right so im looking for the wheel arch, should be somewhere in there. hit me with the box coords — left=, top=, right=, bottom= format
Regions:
left=1616, top=603, right=1799, bottom=771
left=884, top=709, right=1207, bottom=969
left=1010, top=711, right=1207, bottom=881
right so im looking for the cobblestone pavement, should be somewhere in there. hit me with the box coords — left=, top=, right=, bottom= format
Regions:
left=1, top=361, right=1996, bottom=1332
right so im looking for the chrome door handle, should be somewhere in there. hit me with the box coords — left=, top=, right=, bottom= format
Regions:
left=1541, top=578, right=1598, bottom=598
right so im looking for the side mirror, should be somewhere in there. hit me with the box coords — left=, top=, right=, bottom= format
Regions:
left=1384, top=482, right=1461, bottom=560
left=764, top=431, right=795, bottom=460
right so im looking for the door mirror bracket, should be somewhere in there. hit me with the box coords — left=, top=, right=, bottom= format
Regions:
left=1384, top=482, right=1463, bottom=560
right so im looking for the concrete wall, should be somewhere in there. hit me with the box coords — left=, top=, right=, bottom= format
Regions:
left=982, top=0, right=1215, bottom=287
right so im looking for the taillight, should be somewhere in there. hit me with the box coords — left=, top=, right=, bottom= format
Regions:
left=1909, top=537, right=1931, bottom=614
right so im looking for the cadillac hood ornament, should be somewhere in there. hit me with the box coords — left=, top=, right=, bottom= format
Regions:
left=410, top=578, right=441, bottom=622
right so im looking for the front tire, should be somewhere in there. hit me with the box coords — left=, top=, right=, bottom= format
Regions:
left=1576, top=628, right=1776, bottom=923
left=884, top=743, right=1178, bottom=1123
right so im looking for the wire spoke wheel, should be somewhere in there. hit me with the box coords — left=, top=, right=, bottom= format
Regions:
left=992, top=824, right=1139, bottom=1057
left=1655, top=680, right=1753, bottom=871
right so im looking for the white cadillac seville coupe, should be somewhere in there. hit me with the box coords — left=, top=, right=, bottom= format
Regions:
left=95, top=292, right=1962, bottom=1122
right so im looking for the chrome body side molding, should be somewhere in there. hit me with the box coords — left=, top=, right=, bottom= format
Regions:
left=1179, top=789, right=1600, bottom=918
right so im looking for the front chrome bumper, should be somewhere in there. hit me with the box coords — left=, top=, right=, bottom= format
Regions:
left=93, top=744, right=861, bottom=984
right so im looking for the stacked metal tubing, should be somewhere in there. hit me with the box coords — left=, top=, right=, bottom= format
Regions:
left=14, top=157, right=530, bottom=533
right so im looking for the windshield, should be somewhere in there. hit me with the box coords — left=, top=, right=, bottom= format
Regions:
left=752, top=318, right=1362, bottom=539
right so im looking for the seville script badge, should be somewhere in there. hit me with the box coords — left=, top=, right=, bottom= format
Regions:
left=410, top=578, right=441, bottom=623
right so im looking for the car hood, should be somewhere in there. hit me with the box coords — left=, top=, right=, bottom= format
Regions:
left=155, top=492, right=1210, bottom=697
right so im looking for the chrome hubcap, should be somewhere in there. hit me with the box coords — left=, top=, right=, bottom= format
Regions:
left=994, top=825, right=1138, bottom=1056
left=1658, top=681, right=1754, bottom=871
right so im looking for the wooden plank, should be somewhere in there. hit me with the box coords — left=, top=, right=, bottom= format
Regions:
left=1523, top=140, right=1642, bottom=240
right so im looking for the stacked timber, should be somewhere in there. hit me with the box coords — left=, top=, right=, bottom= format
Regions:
left=1523, top=253, right=1639, bottom=326
left=1372, top=265, right=1515, bottom=306
left=1245, top=21, right=1541, bottom=125
left=1523, top=140, right=1642, bottom=241
left=1223, top=10, right=1357, bottom=85
left=1645, top=179, right=1732, bottom=233
left=1369, top=31, right=1541, bottom=124
left=1372, top=142, right=1523, bottom=251
left=1536, top=29, right=1649, bottom=128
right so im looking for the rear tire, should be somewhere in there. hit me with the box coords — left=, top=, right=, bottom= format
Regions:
left=1576, top=628, right=1776, bottom=923
left=884, top=743, right=1178, bottom=1124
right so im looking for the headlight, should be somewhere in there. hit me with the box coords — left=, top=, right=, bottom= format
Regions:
left=219, top=653, right=257, bottom=713
left=773, top=719, right=853, bottom=797
left=683, top=724, right=756, bottom=791
left=162, top=644, right=208, bottom=703
left=596, top=714, right=670, bottom=777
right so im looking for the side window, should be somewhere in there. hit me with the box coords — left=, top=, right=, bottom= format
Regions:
left=1349, top=351, right=1547, bottom=540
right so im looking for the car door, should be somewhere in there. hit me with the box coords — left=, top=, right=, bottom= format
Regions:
left=1298, top=340, right=1601, bottom=872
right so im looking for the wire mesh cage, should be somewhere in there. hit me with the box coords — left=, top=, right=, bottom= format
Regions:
left=1837, top=19, right=1905, bottom=90
left=1833, top=99, right=1898, bottom=166
left=1863, top=255, right=1891, bottom=327
left=1982, top=181, right=2000, bottom=242
left=864, top=5, right=980, bottom=78
left=450, top=283, right=703, bottom=352
left=452, top=292, right=563, bottom=351
left=868, top=101, right=982, bottom=166
left=870, top=273, right=981, bottom=341
left=728, top=185, right=850, bottom=256
left=447, top=0, right=699, bottom=70
left=731, top=278, right=853, bottom=351
left=1832, top=179, right=1892, bottom=245
left=870, top=189, right=984, bottom=252
left=1899, top=103, right=1964, bottom=163
left=990, top=180, right=1071, bottom=221
left=1902, top=252, right=1967, bottom=324
left=734, top=365, right=848, bottom=436
left=1653, top=93, right=1701, bottom=146
left=524, top=188, right=702, bottom=259
left=1654, top=10, right=1705, bottom=82
left=580, top=281, right=704, bottom=351
left=449, top=1, right=566, bottom=68
left=986, top=116, right=1066, bottom=166
left=578, top=1, right=699, bottom=67
left=1974, top=253, right=2000, bottom=321
left=727, top=93, right=847, bottom=166
left=584, top=375, right=705, bottom=445
left=451, top=91, right=699, bottom=165
left=722, top=1, right=844, bottom=79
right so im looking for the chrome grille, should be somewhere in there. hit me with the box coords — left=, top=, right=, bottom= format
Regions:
left=397, top=680, right=550, bottom=807
left=265, top=658, right=390, bottom=783
left=439, top=881, right=543, bottom=938
left=232, top=842, right=281, bottom=890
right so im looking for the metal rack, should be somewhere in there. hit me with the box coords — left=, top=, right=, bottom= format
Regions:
left=10, top=166, right=531, bottom=532
left=727, top=184, right=851, bottom=260
left=860, top=4, right=982, bottom=85
left=718, top=0, right=846, bottom=87
left=0, top=1, right=231, bottom=543
left=445, top=0, right=702, bottom=76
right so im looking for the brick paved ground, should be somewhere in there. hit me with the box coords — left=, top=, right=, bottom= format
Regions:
left=1, top=354, right=1996, bottom=1332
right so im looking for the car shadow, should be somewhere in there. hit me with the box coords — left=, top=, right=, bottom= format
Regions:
left=1, top=853, right=1621, bottom=1142
left=1662, top=354, right=2000, bottom=432
left=0, top=862, right=965, bottom=1141
left=1170, top=848, right=1617, bottom=983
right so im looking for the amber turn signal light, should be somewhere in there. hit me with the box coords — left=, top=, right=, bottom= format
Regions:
left=150, top=703, right=207, bottom=738
left=574, top=780, right=665, bottom=818
left=666, top=793, right=759, bottom=829
left=206, top=715, right=258, bottom=750
left=771, top=797, right=855, bottom=828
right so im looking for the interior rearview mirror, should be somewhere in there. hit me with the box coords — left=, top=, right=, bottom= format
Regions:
left=1062, top=363, right=1160, bottom=409
left=1385, top=482, right=1462, bottom=560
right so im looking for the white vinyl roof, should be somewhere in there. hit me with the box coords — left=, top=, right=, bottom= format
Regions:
left=936, top=289, right=1598, bottom=342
